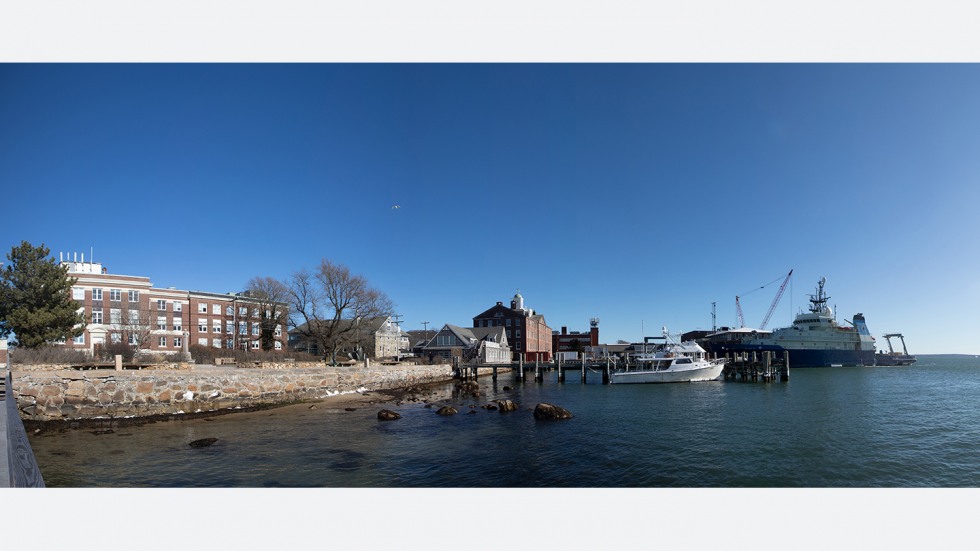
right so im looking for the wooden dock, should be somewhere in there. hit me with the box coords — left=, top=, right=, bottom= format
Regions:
left=721, top=351, right=790, bottom=382
left=453, top=352, right=788, bottom=385
left=1, top=371, right=45, bottom=487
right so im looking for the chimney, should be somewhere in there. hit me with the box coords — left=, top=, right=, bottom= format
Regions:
left=562, top=326, right=567, bottom=335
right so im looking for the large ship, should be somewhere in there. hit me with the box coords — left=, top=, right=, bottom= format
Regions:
left=698, top=277, right=877, bottom=368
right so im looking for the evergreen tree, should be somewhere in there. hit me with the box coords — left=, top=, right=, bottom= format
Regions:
left=0, top=241, right=86, bottom=348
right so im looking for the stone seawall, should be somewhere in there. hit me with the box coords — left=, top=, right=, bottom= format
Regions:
left=12, top=363, right=455, bottom=422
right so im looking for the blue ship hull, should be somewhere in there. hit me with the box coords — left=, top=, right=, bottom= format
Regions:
left=704, top=342, right=875, bottom=368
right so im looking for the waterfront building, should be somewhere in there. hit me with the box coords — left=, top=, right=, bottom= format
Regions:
left=472, top=292, right=552, bottom=362
left=420, top=324, right=511, bottom=364
left=552, top=319, right=599, bottom=358
left=288, top=315, right=408, bottom=360
left=60, top=254, right=287, bottom=356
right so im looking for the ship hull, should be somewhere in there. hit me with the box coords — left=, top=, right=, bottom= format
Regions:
left=874, top=354, right=916, bottom=366
left=701, top=342, right=875, bottom=368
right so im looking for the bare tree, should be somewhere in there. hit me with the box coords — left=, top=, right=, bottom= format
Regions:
left=244, top=276, right=290, bottom=352
left=287, top=259, right=394, bottom=364
left=107, top=297, right=153, bottom=361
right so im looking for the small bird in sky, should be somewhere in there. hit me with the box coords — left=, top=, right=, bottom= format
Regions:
left=391, top=205, right=400, bottom=210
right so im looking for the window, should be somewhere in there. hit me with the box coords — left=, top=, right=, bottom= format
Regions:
left=212, top=338, right=222, bottom=348
left=92, top=288, right=103, bottom=301
left=226, top=339, right=235, bottom=349
left=110, top=289, right=121, bottom=301
left=239, top=321, right=247, bottom=335
left=73, top=334, right=85, bottom=345
left=157, top=300, right=167, bottom=310
left=213, top=321, right=222, bottom=333
left=436, top=334, right=454, bottom=346
left=226, top=305, right=234, bottom=316
left=239, top=307, right=248, bottom=316
left=213, top=304, right=221, bottom=315
left=226, top=323, right=234, bottom=334
left=252, top=324, right=260, bottom=336
left=128, top=290, right=139, bottom=302
left=274, top=325, right=282, bottom=337
left=128, top=334, right=138, bottom=345
left=198, top=319, right=208, bottom=332
left=72, top=287, right=85, bottom=300
left=111, top=333, right=122, bottom=344
left=251, top=340, right=260, bottom=349
left=91, top=308, right=103, bottom=325
left=173, top=301, right=183, bottom=312
left=110, top=308, right=121, bottom=325
left=158, top=337, right=167, bottom=347
left=173, top=318, right=183, bottom=331
left=198, top=338, right=208, bottom=346
left=128, top=310, right=140, bottom=324
left=274, top=341, right=282, bottom=350
left=506, top=319, right=511, bottom=327
left=198, top=303, right=208, bottom=313
left=174, top=336, right=182, bottom=348
left=157, top=316, right=167, bottom=330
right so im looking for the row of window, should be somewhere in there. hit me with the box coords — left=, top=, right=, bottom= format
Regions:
left=192, top=320, right=282, bottom=336
left=477, top=318, right=523, bottom=328
left=73, top=334, right=184, bottom=348
left=75, top=289, right=278, bottom=318
left=196, top=338, right=283, bottom=350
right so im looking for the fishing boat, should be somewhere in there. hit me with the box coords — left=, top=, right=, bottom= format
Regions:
left=699, top=277, right=877, bottom=368
left=612, top=328, right=726, bottom=384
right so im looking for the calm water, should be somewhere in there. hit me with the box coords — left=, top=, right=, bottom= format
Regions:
left=27, top=355, right=980, bottom=487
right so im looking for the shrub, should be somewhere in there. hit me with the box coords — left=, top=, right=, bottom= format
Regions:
left=9, top=345, right=91, bottom=365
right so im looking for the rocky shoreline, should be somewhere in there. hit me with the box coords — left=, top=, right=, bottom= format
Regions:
left=12, top=363, right=461, bottom=424
left=23, top=380, right=444, bottom=433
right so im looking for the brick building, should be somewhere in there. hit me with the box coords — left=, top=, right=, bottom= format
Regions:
left=552, top=319, right=600, bottom=357
left=472, top=292, right=552, bottom=362
left=60, top=254, right=287, bottom=356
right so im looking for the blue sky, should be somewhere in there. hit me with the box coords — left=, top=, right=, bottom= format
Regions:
left=3, top=63, right=980, bottom=353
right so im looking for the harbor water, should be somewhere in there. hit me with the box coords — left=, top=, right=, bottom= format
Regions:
left=26, top=355, right=980, bottom=487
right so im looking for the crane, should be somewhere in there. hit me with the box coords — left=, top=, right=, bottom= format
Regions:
left=759, top=269, right=793, bottom=330
left=734, top=269, right=793, bottom=329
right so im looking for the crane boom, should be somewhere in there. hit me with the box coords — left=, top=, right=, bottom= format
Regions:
left=735, top=296, right=745, bottom=328
left=759, top=269, right=793, bottom=330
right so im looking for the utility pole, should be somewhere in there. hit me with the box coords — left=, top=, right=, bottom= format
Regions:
left=422, top=321, right=430, bottom=342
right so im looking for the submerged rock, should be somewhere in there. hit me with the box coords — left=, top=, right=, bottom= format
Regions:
left=493, top=399, right=518, bottom=412
left=482, top=403, right=498, bottom=411
left=377, top=409, right=402, bottom=421
left=533, top=403, right=573, bottom=420
left=436, top=406, right=458, bottom=416
left=189, top=437, right=218, bottom=448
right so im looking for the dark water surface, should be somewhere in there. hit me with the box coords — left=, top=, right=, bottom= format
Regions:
left=27, top=355, right=980, bottom=487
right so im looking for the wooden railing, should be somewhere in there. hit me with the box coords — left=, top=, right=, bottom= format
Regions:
left=3, top=370, right=45, bottom=487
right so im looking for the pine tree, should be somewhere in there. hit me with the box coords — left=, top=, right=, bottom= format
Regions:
left=0, top=241, right=86, bottom=348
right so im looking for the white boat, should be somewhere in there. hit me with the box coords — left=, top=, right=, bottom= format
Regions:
left=611, top=328, right=726, bottom=384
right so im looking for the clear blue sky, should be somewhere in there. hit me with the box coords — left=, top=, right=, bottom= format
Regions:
left=3, top=63, right=979, bottom=354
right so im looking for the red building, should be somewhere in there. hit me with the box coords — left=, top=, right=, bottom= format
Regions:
left=472, top=292, right=552, bottom=362
left=552, top=319, right=599, bottom=356
left=60, top=254, right=287, bottom=356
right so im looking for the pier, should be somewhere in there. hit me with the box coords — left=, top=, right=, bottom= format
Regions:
left=455, top=356, right=615, bottom=384
left=721, top=351, right=790, bottom=382
left=1, top=370, right=45, bottom=487
left=453, top=352, right=788, bottom=384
